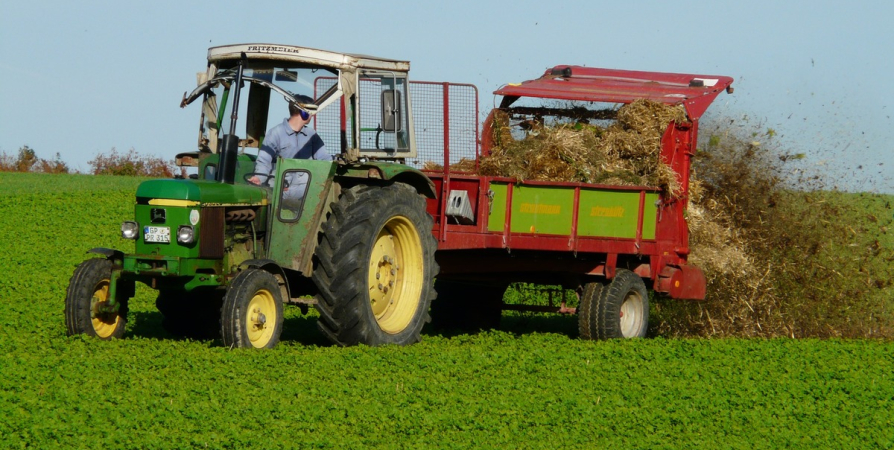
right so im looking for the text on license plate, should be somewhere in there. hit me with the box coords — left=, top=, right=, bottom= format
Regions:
left=144, top=226, right=170, bottom=243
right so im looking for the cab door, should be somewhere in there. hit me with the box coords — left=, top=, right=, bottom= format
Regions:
left=266, top=158, right=338, bottom=274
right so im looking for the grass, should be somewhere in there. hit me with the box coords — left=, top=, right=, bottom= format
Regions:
left=3, top=334, right=892, bottom=449
left=1, top=172, right=892, bottom=449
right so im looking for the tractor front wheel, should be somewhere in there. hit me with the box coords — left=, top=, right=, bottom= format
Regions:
left=313, top=183, right=438, bottom=346
left=65, top=258, right=128, bottom=339
left=578, top=269, right=649, bottom=339
left=220, top=269, right=284, bottom=349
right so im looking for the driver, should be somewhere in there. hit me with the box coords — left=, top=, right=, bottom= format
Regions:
left=249, top=94, right=329, bottom=198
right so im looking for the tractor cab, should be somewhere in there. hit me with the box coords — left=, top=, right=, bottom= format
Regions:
left=180, top=43, right=418, bottom=176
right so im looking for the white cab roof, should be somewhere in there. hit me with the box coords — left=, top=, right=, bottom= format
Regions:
left=208, top=43, right=410, bottom=72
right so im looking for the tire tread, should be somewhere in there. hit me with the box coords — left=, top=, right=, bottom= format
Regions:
left=312, top=183, right=438, bottom=346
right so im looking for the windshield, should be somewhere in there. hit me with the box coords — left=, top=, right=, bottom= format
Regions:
left=193, top=63, right=339, bottom=156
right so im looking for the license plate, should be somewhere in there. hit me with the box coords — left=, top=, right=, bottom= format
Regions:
left=144, top=226, right=170, bottom=243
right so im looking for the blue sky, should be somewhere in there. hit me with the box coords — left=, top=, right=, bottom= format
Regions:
left=1, top=0, right=891, bottom=191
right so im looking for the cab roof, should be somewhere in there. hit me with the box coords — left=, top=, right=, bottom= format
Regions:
left=495, top=65, right=734, bottom=120
left=208, top=43, right=410, bottom=73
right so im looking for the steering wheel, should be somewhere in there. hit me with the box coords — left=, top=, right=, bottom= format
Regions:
left=243, top=172, right=276, bottom=187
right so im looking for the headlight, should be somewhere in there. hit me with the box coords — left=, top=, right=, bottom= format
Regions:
left=177, top=225, right=195, bottom=244
left=121, top=221, right=139, bottom=240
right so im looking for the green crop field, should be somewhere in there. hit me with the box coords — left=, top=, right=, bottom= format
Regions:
left=1, top=172, right=892, bottom=449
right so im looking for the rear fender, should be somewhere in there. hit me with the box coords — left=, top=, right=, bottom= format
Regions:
left=337, top=163, right=436, bottom=199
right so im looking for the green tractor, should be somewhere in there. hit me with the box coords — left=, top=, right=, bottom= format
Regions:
left=65, top=44, right=439, bottom=348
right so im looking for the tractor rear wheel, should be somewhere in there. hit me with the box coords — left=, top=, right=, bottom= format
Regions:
left=430, top=280, right=506, bottom=332
left=65, top=258, right=129, bottom=340
left=578, top=269, right=649, bottom=339
left=313, top=183, right=438, bottom=346
left=220, top=269, right=284, bottom=349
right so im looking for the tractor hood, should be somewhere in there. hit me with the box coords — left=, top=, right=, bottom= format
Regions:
left=136, top=179, right=268, bottom=206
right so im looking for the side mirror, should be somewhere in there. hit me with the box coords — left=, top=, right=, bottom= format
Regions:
left=381, top=89, right=402, bottom=132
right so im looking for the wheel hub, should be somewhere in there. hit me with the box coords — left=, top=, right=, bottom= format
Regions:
left=619, top=292, right=645, bottom=337
left=251, top=308, right=267, bottom=327
left=369, top=235, right=401, bottom=316
left=245, top=290, right=276, bottom=347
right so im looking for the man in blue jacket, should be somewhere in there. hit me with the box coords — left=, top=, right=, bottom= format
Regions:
left=249, top=94, right=329, bottom=200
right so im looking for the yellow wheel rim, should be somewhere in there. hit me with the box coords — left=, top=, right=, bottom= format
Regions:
left=90, top=279, right=120, bottom=338
left=367, top=215, right=424, bottom=334
left=246, top=289, right=277, bottom=348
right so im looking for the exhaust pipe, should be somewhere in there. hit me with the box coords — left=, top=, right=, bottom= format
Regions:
left=218, top=53, right=246, bottom=184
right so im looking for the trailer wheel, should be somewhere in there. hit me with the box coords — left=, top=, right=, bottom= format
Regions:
left=430, top=280, right=505, bottom=332
left=65, top=258, right=128, bottom=339
left=577, top=282, right=605, bottom=340
left=220, top=269, right=284, bottom=349
left=313, top=183, right=438, bottom=346
left=578, top=269, right=649, bottom=339
left=156, top=291, right=223, bottom=339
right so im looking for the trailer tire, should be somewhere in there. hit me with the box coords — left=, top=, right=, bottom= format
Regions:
left=220, top=269, right=284, bottom=349
left=313, top=183, right=438, bottom=346
left=578, top=269, right=649, bottom=339
left=577, top=281, right=605, bottom=340
left=156, top=291, right=223, bottom=339
left=65, top=258, right=128, bottom=340
left=430, top=280, right=505, bottom=332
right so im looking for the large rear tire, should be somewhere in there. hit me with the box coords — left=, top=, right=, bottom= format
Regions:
left=312, top=183, right=438, bottom=346
left=65, top=258, right=128, bottom=340
left=578, top=269, right=649, bottom=339
left=220, top=269, right=284, bottom=349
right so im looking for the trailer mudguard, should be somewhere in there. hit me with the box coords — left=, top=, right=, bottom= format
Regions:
left=657, top=265, right=707, bottom=300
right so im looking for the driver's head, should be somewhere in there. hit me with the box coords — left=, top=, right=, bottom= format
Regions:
left=289, top=94, right=314, bottom=121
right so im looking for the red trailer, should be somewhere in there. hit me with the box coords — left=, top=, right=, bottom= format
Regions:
left=412, top=66, right=734, bottom=338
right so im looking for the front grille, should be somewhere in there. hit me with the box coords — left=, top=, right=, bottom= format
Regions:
left=199, top=207, right=225, bottom=259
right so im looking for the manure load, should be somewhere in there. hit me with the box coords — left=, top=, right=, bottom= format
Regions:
left=480, top=99, right=687, bottom=194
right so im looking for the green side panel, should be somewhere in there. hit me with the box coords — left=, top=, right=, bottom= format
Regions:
left=487, top=183, right=508, bottom=233
left=136, top=178, right=266, bottom=205
left=509, top=186, right=574, bottom=235
left=266, top=159, right=337, bottom=268
left=133, top=205, right=200, bottom=258
left=642, top=192, right=658, bottom=240
left=577, top=190, right=658, bottom=239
